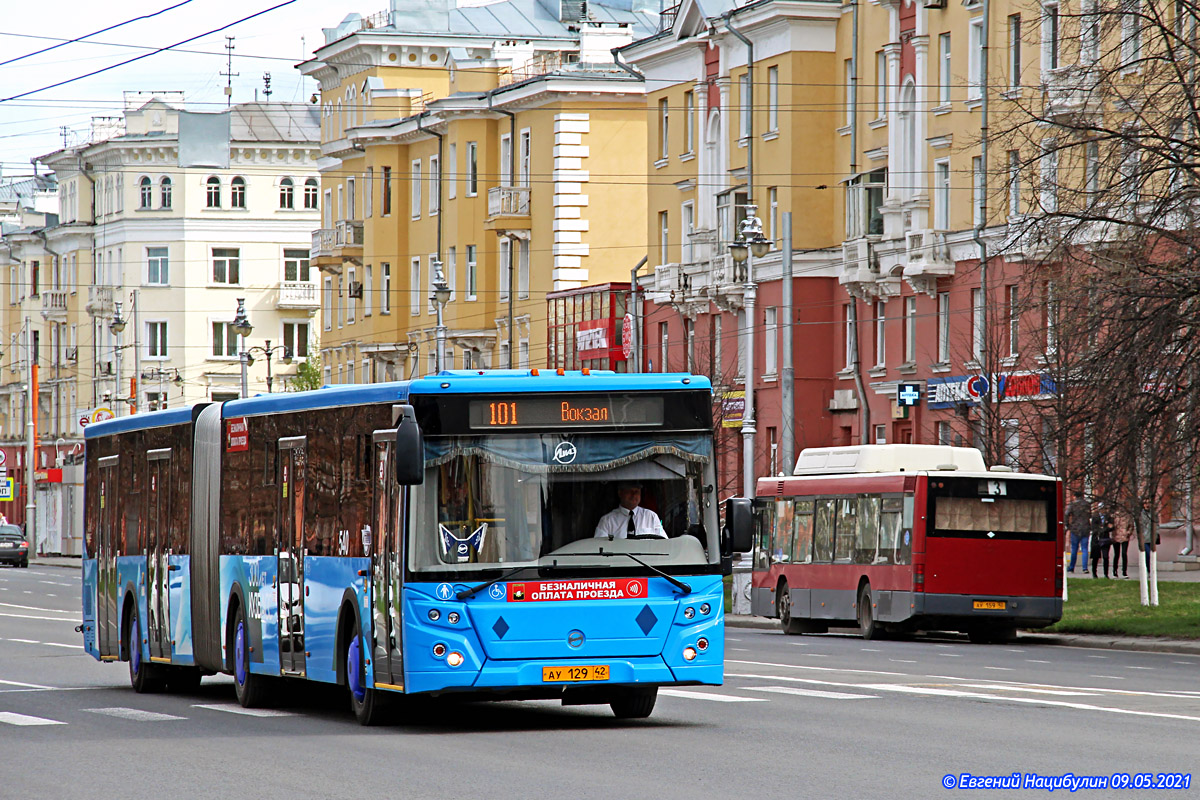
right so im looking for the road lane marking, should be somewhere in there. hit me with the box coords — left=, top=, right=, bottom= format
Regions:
left=0, top=678, right=54, bottom=689
left=956, top=684, right=1099, bottom=697
left=0, top=711, right=65, bottom=726
left=888, top=659, right=917, bottom=663
left=0, top=612, right=78, bottom=622
left=0, top=639, right=79, bottom=650
left=1124, top=666, right=1154, bottom=670
left=1086, top=655, right=1109, bottom=659
left=193, top=703, right=297, bottom=717
left=746, top=686, right=877, bottom=700
left=86, top=707, right=186, bottom=722
left=982, top=666, right=1014, bottom=671
left=1026, top=660, right=1051, bottom=664
left=934, top=675, right=1200, bottom=699
left=0, top=601, right=77, bottom=614
left=730, top=647, right=750, bottom=652
left=658, top=689, right=767, bottom=703
left=937, top=654, right=963, bottom=658
left=729, top=659, right=907, bottom=678
left=1090, top=675, right=1125, bottom=680
left=861, top=648, right=881, bottom=652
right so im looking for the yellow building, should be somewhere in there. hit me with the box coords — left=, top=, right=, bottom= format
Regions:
left=301, top=0, right=656, bottom=380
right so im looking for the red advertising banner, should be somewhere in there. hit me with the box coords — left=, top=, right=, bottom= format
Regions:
left=576, top=318, right=613, bottom=360
left=226, top=417, right=249, bottom=452
left=507, top=578, right=648, bottom=602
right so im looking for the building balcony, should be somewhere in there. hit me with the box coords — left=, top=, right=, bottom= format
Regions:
left=277, top=281, right=319, bottom=311
left=902, top=230, right=955, bottom=295
left=40, top=289, right=69, bottom=321
left=1042, top=65, right=1101, bottom=121
left=485, top=186, right=532, bottom=233
left=311, top=219, right=364, bottom=270
left=86, top=285, right=115, bottom=317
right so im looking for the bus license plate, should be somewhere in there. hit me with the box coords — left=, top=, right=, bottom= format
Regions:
left=542, top=665, right=610, bottom=683
left=973, top=600, right=1006, bottom=610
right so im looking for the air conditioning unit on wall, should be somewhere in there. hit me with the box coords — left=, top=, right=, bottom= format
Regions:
left=348, top=281, right=363, bottom=299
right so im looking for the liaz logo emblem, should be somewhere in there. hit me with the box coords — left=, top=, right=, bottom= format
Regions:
left=553, top=441, right=577, bottom=464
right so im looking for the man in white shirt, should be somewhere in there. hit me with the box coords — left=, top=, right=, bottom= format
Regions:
left=593, top=482, right=667, bottom=539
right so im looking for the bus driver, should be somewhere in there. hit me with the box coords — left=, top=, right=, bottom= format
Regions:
left=594, top=482, right=667, bottom=539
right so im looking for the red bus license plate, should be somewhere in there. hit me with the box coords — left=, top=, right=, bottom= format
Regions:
left=973, top=600, right=1006, bottom=610
left=542, top=665, right=610, bottom=682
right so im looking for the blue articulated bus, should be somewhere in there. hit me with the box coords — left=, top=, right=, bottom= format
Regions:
left=81, top=370, right=751, bottom=723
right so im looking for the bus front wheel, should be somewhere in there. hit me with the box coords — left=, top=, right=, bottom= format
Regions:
left=231, top=606, right=267, bottom=708
left=778, top=582, right=803, bottom=635
left=348, top=623, right=388, bottom=726
left=127, top=606, right=163, bottom=693
left=857, top=585, right=881, bottom=640
left=610, top=687, right=657, bottom=719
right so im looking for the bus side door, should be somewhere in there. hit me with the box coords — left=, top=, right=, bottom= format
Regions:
left=146, top=448, right=172, bottom=661
left=97, top=454, right=120, bottom=659
left=370, top=431, right=404, bottom=689
left=277, top=436, right=307, bottom=676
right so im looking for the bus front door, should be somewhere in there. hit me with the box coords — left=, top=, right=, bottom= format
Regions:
left=277, top=437, right=307, bottom=676
left=97, top=455, right=119, bottom=659
left=370, top=433, right=404, bottom=689
left=146, top=449, right=172, bottom=661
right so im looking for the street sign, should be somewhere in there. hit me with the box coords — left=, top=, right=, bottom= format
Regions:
left=896, top=382, right=922, bottom=407
left=621, top=313, right=634, bottom=360
left=0, top=449, right=6, bottom=467
left=0, top=467, right=8, bottom=479
left=0, top=478, right=13, bottom=501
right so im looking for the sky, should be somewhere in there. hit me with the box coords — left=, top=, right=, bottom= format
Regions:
left=0, top=0, right=372, bottom=176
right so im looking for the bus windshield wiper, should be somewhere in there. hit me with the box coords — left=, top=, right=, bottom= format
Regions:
left=457, top=564, right=543, bottom=600
left=558, top=550, right=692, bottom=595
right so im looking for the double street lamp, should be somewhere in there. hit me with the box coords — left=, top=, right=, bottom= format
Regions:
left=232, top=298, right=293, bottom=395
left=245, top=340, right=293, bottom=393
left=728, top=206, right=771, bottom=499
left=431, top=259, right=451, bottom=373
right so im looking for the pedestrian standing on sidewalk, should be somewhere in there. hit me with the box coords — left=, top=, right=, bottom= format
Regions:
left=1090, top=501, right=1114, bottom=579
left=1066, top=491, right=1091, bottom=574
left=1112, top=505, right=1133, bottom=578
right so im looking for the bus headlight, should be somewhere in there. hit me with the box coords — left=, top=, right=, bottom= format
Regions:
left=447, top=612, right=460, bottom=624
left=683, top=647, right=697, bottom=661
left=683, top=606, right=695, bottom=619
left=699, top=603, right=711, bottom=616
left=446, top=651, right=465, bottom=667
left=428, top=609, right=440, bottom=622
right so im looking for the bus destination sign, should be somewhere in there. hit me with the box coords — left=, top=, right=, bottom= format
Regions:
left=468, top=395, right=664, bottom=430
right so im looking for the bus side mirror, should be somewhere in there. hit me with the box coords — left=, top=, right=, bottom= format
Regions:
left=394, top=404, right=424, bottom=485
left=722, top=497, right=754, bottom=556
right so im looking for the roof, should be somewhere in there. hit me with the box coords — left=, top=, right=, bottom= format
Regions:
left=228, top=102, right=320, bottom=143
left=792, top=444, right=990, bottom=475
left=0, top=175, right=57, bottom=204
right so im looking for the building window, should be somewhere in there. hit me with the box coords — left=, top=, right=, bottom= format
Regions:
left=1042, top=2, right=1060, bottom=71
left=517, top=240, right=529, bottom=300
left=147, top=321, right=167, bottom=358
left=447, top=145, right=456, bottom=201
left=767, top=66, right=779, bottom=131
left=381, top=263, right=391, bottom=314
left=1007, top=284, right=1020, bottom=356
left=659, top=322, right=669, bottom=372
left=466, top=245, right=477, bottom=300
left=939, top=33, right=952, bottom=105
left=336, top=276, right=344, bottom=328
left=1081, top=0, right=1099, bottom=63
left=499, top=239, right=511, bottom=301
left=139, top=177, right=152, bottom=209
left=844, top=59, right=854, bottom=126
left=937, top=291, right=950, bottom=362
left=411, top=160, right=422, bottom=218
left=446, top=247, right=456, bottom=300
left=659, top=98, right=670, bottom=159
left=904, top=295, right=916, bottom=363
left=211, top=321, right=240, bottom=357
left=160, top=177, right=172, bottom=209
left=211, top=248, right=240, bottom=284
left=739, top=73, right=751, bottom=139
left=937, top=421, right=953, bottom=446
left=323, top=277, right=333, bottom=330
left=346, top=266, right=357, bottom=324
left=519, top=129, right=531, bottom=187
left=973, top=155, right=985, bottom=227
left=1002, top=419, right=1020, bottom=468
left=874, top=424, right=887, bottom=445
left=280, top=177, right=294, bottom=209
left=874, top=301, right=887, bottom=367
left=147, top=247, right=169, bottom=285
left=935, top=159, right=951, bottom=230
left=875, top=51, right=887, bottom=118
left=1008, top=14, right=1022, bottom=91
left=380, top=167, right=392, bottom=216
left=1121, top=0, right=1142, bottom=66
left=206, top=176, right=221, bottom=208
left=681, top=202, right=695, bottom=263
left=972, top=288, right=985, bottom=360
left=231, top=176, right=246, bottom=209
left=765, top=307, right=778, bottom=375
left=365, top=264, right=374, bottom=316
left=684, top=90, right=695, bottom=152
left=1008, top=150, right=1022, bottom=217
left=347, top=177, right=356, bottom=219
left=146, top=392, right=167, bottom=412
left=410, top=258, right=421, bottom=315
left=1085, top=140, right=1100, bottom=195
left=466, top=143, right=478, bottom=196
left=429, top=154, right=440, bottom=214
left=659, top=211, right=669, bottom=264
left=304, top=178, right=318, bottom=209
left=1040, top=140, right=1058, bottom=212
left=768, top=188, right=778, bottom=244
left=519, top=339, right=529, bottom=369
left=365, top=168, right=374, bottom=217
left=284, top=249, right=311, bottom=282
left=968, top=19, right=984, bottom=99
left=843, top=304, right=852, bottom=370
left=284, top=322, right=310, bottom=360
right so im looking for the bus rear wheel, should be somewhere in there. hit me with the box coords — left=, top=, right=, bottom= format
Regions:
left=231, top=607, right=267, bottom=708
left=857, top=585, right=881, bottom=640
left=127, top=606, right=163, bottom=693
left=610, top=687, right=657, bottom=719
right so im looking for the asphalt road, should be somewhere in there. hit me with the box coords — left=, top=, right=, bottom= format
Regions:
left=2, top=564, right=1197, bottom=799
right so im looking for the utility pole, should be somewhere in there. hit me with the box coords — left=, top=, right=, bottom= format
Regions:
left=24, top=317, right=37, bottom=555
left=263, top=73, right=272, bottom=101
left=221, top=37, right=238, bottom=107
left=131, top=290, right=140, bottom=414
left=781, top=212, right=795, bottom=476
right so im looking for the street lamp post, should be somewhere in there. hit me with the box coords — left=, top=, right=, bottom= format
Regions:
left=110, top=302, right=126, bottom=416
left=728, top=207, right=771, bottom=499
left=244, top=339, right=294, bottom=393
left=431, top=258, right=451, bottom=373
left=232, top=298, right=254, bottom=398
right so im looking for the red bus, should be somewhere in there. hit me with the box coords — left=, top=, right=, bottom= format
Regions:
left=749, top=445, right=1063, bottom=643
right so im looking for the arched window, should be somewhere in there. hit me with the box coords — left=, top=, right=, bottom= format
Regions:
left=280, top=177, right=295, bottom=209
left=231, top=176, right=246, bottom=208
left=206, top=176, right=221, bottom=208
left=304, top=178, right=319, bottom=210
left=160, top=177, right=172, bottom=209
left=898, top=79, right=917, bottom=201
left=139, top=176, right=152, bottom=209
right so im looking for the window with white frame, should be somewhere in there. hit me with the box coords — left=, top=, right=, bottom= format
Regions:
left=211, top=321, right=240, bottom=358
left=937, top=291, right=950, bottom=362
left=519, top=129, right=531, bottom=187
left=337, top=275, right=344, bottom=327
left=874, top=424, right=887, bottom=444
left=972, top=288, right=985, bottom=360
left=939, top=34, right=952, bottom=105
left=874, top=301, right=886, bottom=367
left=1008, top=14, right=1022, bottom=91
left=160, top=177, right=172, bottom=209
left=659, top=211, right=669, bottom=264
left=739, top=73, right=751, bottom=138
left=347, top=177, right=356, bottom=219
left=139, top=177, right=152, bottom=209
left=972, top=155, right=985, bottom=226
left=447, top=145, right=456, bottom=201
left=280, top=177, right=295, bottom=209
left=660, top=322, right=670, bottom=372
left=380, top=169, right=391, bottom=215
left=968, top=19, right=984, bottom=99
left=1040, top=140, right=1058, bottom=212
left=500, top=134, right=512, bottom=185
left=519, top=339, right=529, bottom=369
left=875, top=51, right=887, bottom=117
left=365, top=168, right=374, bottom=217
left=410, top=258, right=421, bottom=315
left=231, top=176, right=246, bottom=208
left=1008, top=150, right=1022, bottom=217
left=1002, top=418, right=1020, bottom=468
left=364, top=264, right=373, bottom=316
left=1081, top=0, right=1099, bottom=64
left=381, top=263, right=391, bottom=313
left=146, top=321, right=167, bottom=359
left=684, top=90, right=695, bottom=152
left=411, top=160, right=421, bottom=218
left=147, top=247, right=168, bottom=285
left=937, top=421, right=953, bottom=445
left=767, top=66, right=779, bottom=131
left=681, top=202, right=695, bottom=263
left=1007, top=284, right=1020, bottom=356
left=844, top=59, right=854, bottom=125
left=768, top=188, right=778, bottom=244
left=517, top=240, right=529, bottom=300
left=211, top=248, right=240, bottom=285
left=659, top=98, right=669, bottom=159
left=447, top=247, right=456, bottom=301
left=283, top=321, right=309, bottom=360
left=323, top=277, right=333, bottom=330
left=842, top=304, right=852, bottom=370
left=466, top=143, right=478, bottom=196
left=1042, top=3, right=1060, bottom=71
left=1085, top=140, right=1100, bottom=195
left=206, top=176, right=221, bottom=208
left=466, top=245, right=477, bottom=300
left=429, top=154, right=440, bottom=214
left=904, top=295, right=916, bottom=362
left=499, top=239, right=511, bottom=301
left=1121, top=0, right=1143, bottom=66
left=765, top=307, right=778, bottom=375
left=284, top=249, right=310, bottom=282
left=935, top=160, right=951, bottom=230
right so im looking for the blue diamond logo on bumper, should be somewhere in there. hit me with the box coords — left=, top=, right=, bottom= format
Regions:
left=493, top=616, right=510, bottom=639
left=635, top=605, right=658, bottom=635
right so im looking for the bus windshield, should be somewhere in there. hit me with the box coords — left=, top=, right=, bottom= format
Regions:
left=408, top=432, right=717, bottom=575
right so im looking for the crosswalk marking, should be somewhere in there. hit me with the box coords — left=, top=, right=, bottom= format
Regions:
left=0, top=711, right=64, bottom=726
left=86, top=707, right=186, bottom=722
left=658, top=689, right=767, bottom=703
left=193, top=703, right=298, bottom=717
left=746, top=686, right=876, bottom=700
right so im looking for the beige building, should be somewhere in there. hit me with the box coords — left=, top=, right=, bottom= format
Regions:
left=301, top=0, right=656, bottom=380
